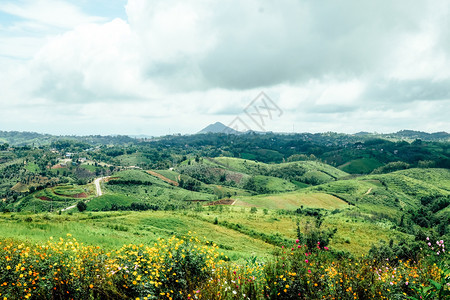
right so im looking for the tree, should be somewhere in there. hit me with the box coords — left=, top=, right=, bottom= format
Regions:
left=77, top=201, right=87, bottom=212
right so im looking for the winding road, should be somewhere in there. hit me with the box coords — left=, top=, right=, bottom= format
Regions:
left=61, top=176, right=109, bottom=211
left=94, top=176, right=108, bottom=196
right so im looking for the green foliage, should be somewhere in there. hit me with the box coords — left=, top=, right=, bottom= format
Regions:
left=368, top=239, right=422, bottom=263
left=77, top=201, right=87, bottom=212
left=408, top=239, right=449, bottom=300
left=108, top=170, right=156, bottom=185
left=372, top=161, right=411, bottom=174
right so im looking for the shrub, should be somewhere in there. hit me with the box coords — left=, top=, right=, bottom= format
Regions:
left=77, top=201, right=87, bottom=212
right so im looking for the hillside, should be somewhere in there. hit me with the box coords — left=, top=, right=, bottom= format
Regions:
left=212, top=157, right=348, bottom=185
left=0, top=132, right=448, bottom=267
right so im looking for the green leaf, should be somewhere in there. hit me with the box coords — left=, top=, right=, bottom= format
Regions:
left=422, top=286, right=433, bottom=293
left=428, top=279, right=441, bottom=290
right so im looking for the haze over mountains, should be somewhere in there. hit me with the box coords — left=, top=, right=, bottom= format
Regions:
left=196, top=122, right=450, bottom=141
left=1, top=126, right=450, bottom=148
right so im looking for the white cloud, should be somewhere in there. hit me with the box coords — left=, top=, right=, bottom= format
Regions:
left=0, top=0, right=105, bottom=29
left=29, top=18, right=151, bottom=102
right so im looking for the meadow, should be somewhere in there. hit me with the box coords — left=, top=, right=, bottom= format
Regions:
left=0, top=230, right=447, bottom=299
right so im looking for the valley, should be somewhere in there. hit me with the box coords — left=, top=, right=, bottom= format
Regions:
left=0, top=130, right=448, bottom=299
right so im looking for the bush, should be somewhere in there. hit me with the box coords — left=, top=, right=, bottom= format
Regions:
left=77, top=201, right=87, bottom=212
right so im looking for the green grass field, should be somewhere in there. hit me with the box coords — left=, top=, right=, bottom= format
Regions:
left=24, top=161, right=40, bottom=173
left=0, top=210, right=276, bottom=259
left=152, top=169, right=180, bottom=182
left=338, top=157, right=383, bottom=174
left=86, top=194, right=137, bottom=211
left=114, top=153, right=151, bottom=166
left=0, top=203, right=413, bottom=258
left=250, top=175, right=298, bottom=193
left=79, top=163, right=97, bottom=172
left=236, top=191, right=349, bottom=210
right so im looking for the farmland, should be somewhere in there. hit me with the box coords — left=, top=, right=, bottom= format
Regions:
left=0, top=130, right=448, bottom=299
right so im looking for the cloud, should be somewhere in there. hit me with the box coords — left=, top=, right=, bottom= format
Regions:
left=0, top=0, right=105, bottom=29
left=25, top=0, right=450, bottom=97
left=29, top=19, right=154, bottom=103
left=364, top=79, right=450, bottom=103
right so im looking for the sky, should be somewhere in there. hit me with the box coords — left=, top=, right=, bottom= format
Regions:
left=1, top=0, right=449, bottom=136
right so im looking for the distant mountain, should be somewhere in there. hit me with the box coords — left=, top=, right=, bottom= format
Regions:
left=388, top=130, right=450, bottom=141
left=129, top=134, right=154, bottom=139
left=353, top=131, right=372, bottom=136
left=197, top=122, right=240, bottom=134
left=0, top=131, right=136, bottom=146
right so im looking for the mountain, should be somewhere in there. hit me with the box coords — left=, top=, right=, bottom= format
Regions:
left=197, top=122, right=240, bottom=134
left=389, top=130, right=450, bottom=141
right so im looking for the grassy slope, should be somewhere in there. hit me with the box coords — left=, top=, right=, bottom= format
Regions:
left=251, top=175, right=298, bottom=193
left=0, top=211, right=276, bottom=259
left=0, top=207, right=409, bottom=257
left=24, top=162, right=40, bottom=173
left=393, top=168, right=450, bottom=191
left=212, top=157, right=348, bottom=179
left=104, top=169, right=216, bottom=206
left=15, top=184, right=96, bottom=212
left=236, top=191, right=349, bottom=210
left=323, top=213, right=407, bottom=255
left=338, top=158, right=383, bottom=174
left=86, top=194, right=137, bottom=211
left=304, top=168, right=450, bottom=219
left=114, top=153, right=152, bottom=166
left=152, top=169, right=180, bottom=182
left=110, top=169, right=160, bottom=184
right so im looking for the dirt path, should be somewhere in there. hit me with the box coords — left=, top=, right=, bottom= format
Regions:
left=61, top=204, right=77, bottom=212
left=146, top=170, right=179, bottom=186
left=61, top=176, right=109, bottom=211
left=94, top=176, right=108, bottom=196
left=365, top=188, right=372, bottom=195
left=204, top=199, right=236, bottom=206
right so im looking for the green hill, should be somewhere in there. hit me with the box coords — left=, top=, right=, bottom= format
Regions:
left=338, top=158, right=383, bottom=174
left=393, top=168, right=450, bottom=191
left=242, top=175, right=298, bottom=194
left=211, top=157, right=349, bottom=185
left=236, top=191, right=349, bottom=210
